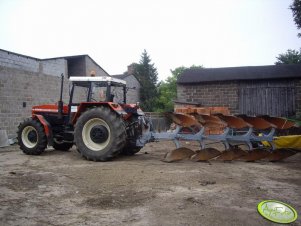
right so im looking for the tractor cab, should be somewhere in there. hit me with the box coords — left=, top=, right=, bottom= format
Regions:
left=69, top=76, right=127, bottom=104
left=66, top=76, right=144, bottom=123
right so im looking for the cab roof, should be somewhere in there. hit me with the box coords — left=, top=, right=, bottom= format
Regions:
left=69, top=76, right=126, bottom=87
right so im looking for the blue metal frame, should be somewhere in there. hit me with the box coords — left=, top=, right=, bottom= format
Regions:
left=137, top=118, right=276, bottom=151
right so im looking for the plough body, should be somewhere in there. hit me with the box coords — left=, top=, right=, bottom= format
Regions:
left=139, top=113, right=300, bottom=162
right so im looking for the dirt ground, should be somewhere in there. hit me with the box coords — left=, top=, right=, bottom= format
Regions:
left=0, top=141, right=300, bottom=226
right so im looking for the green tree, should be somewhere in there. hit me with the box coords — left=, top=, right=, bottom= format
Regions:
left=290, top=0, right=301, bottom=37
left=134, top=50, right=159, bottom=111
left=275, top=49, right=301, bottom=64
left=154, top=65, right=203, bottom=112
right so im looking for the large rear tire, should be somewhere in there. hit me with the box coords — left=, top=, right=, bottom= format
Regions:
left=74, top=107, right=126, bottom=161
left=17, top=118, right=47, bottom=155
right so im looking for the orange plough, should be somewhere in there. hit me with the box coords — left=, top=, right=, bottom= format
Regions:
left=157, top=112, right=299, bottom=163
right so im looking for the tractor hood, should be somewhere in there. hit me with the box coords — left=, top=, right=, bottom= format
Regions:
left=32, top=104, right=68, bottom=114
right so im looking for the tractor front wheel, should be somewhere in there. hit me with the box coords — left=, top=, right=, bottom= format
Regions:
left=17, top=118, right=47, bottom=155
left=74, top=107, right=126, bottom=161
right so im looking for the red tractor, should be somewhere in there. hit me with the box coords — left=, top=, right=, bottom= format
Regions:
left=17, top=74, right=150, bottom=161
left=17, top=74, right=300, bottom=163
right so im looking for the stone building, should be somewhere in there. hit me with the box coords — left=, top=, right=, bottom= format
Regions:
left=177, top=64, right=301, bottom=117
left=0, top=49, right=113, bottom=137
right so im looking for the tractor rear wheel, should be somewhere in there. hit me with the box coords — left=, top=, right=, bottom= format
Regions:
left=17, top=118, right=47, bottom=155
left=53, top=139, right=73, bottom=151
left=74, top=107, right=126, bottom=161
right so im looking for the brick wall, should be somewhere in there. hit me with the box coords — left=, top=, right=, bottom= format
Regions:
left=177, top=81, right=239, bottom=114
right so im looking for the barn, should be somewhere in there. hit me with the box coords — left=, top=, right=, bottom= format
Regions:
left=177, top=64, right=301, bottom=117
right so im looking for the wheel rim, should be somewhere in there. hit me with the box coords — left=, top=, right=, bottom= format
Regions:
left=82, top=118, right=111, bottom=151
left=21, top=126, right=38, bottom=148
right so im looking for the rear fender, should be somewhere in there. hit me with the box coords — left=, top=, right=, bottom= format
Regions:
left=33, top=115, right=53, bottom=146
left=71, top=102, right=127, bottom=124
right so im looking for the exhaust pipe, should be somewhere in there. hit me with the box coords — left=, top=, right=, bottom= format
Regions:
left=58, top=73, right=64, bottom=119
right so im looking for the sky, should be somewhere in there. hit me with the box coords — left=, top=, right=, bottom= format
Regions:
left=0, top=0, right=300, bottom=80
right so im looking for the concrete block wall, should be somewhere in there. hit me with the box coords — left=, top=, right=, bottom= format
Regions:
left=112, top=75, right=140, bottom=104
left=0, top=50, right=67, bottom=77
left=0, top=66, right=74, bottom=137
left=125, top=75, right=140, bottom=104
left=0, top=50, right=39, bottom=73
left=41, top=59, right=67, bottom=77
left=177, top=81, right=239, bottom=114
left=85, top=56, right=108, bottom=77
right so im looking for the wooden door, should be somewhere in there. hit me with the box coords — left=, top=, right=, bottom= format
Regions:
left=239, top=80, right=295, bottom=117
